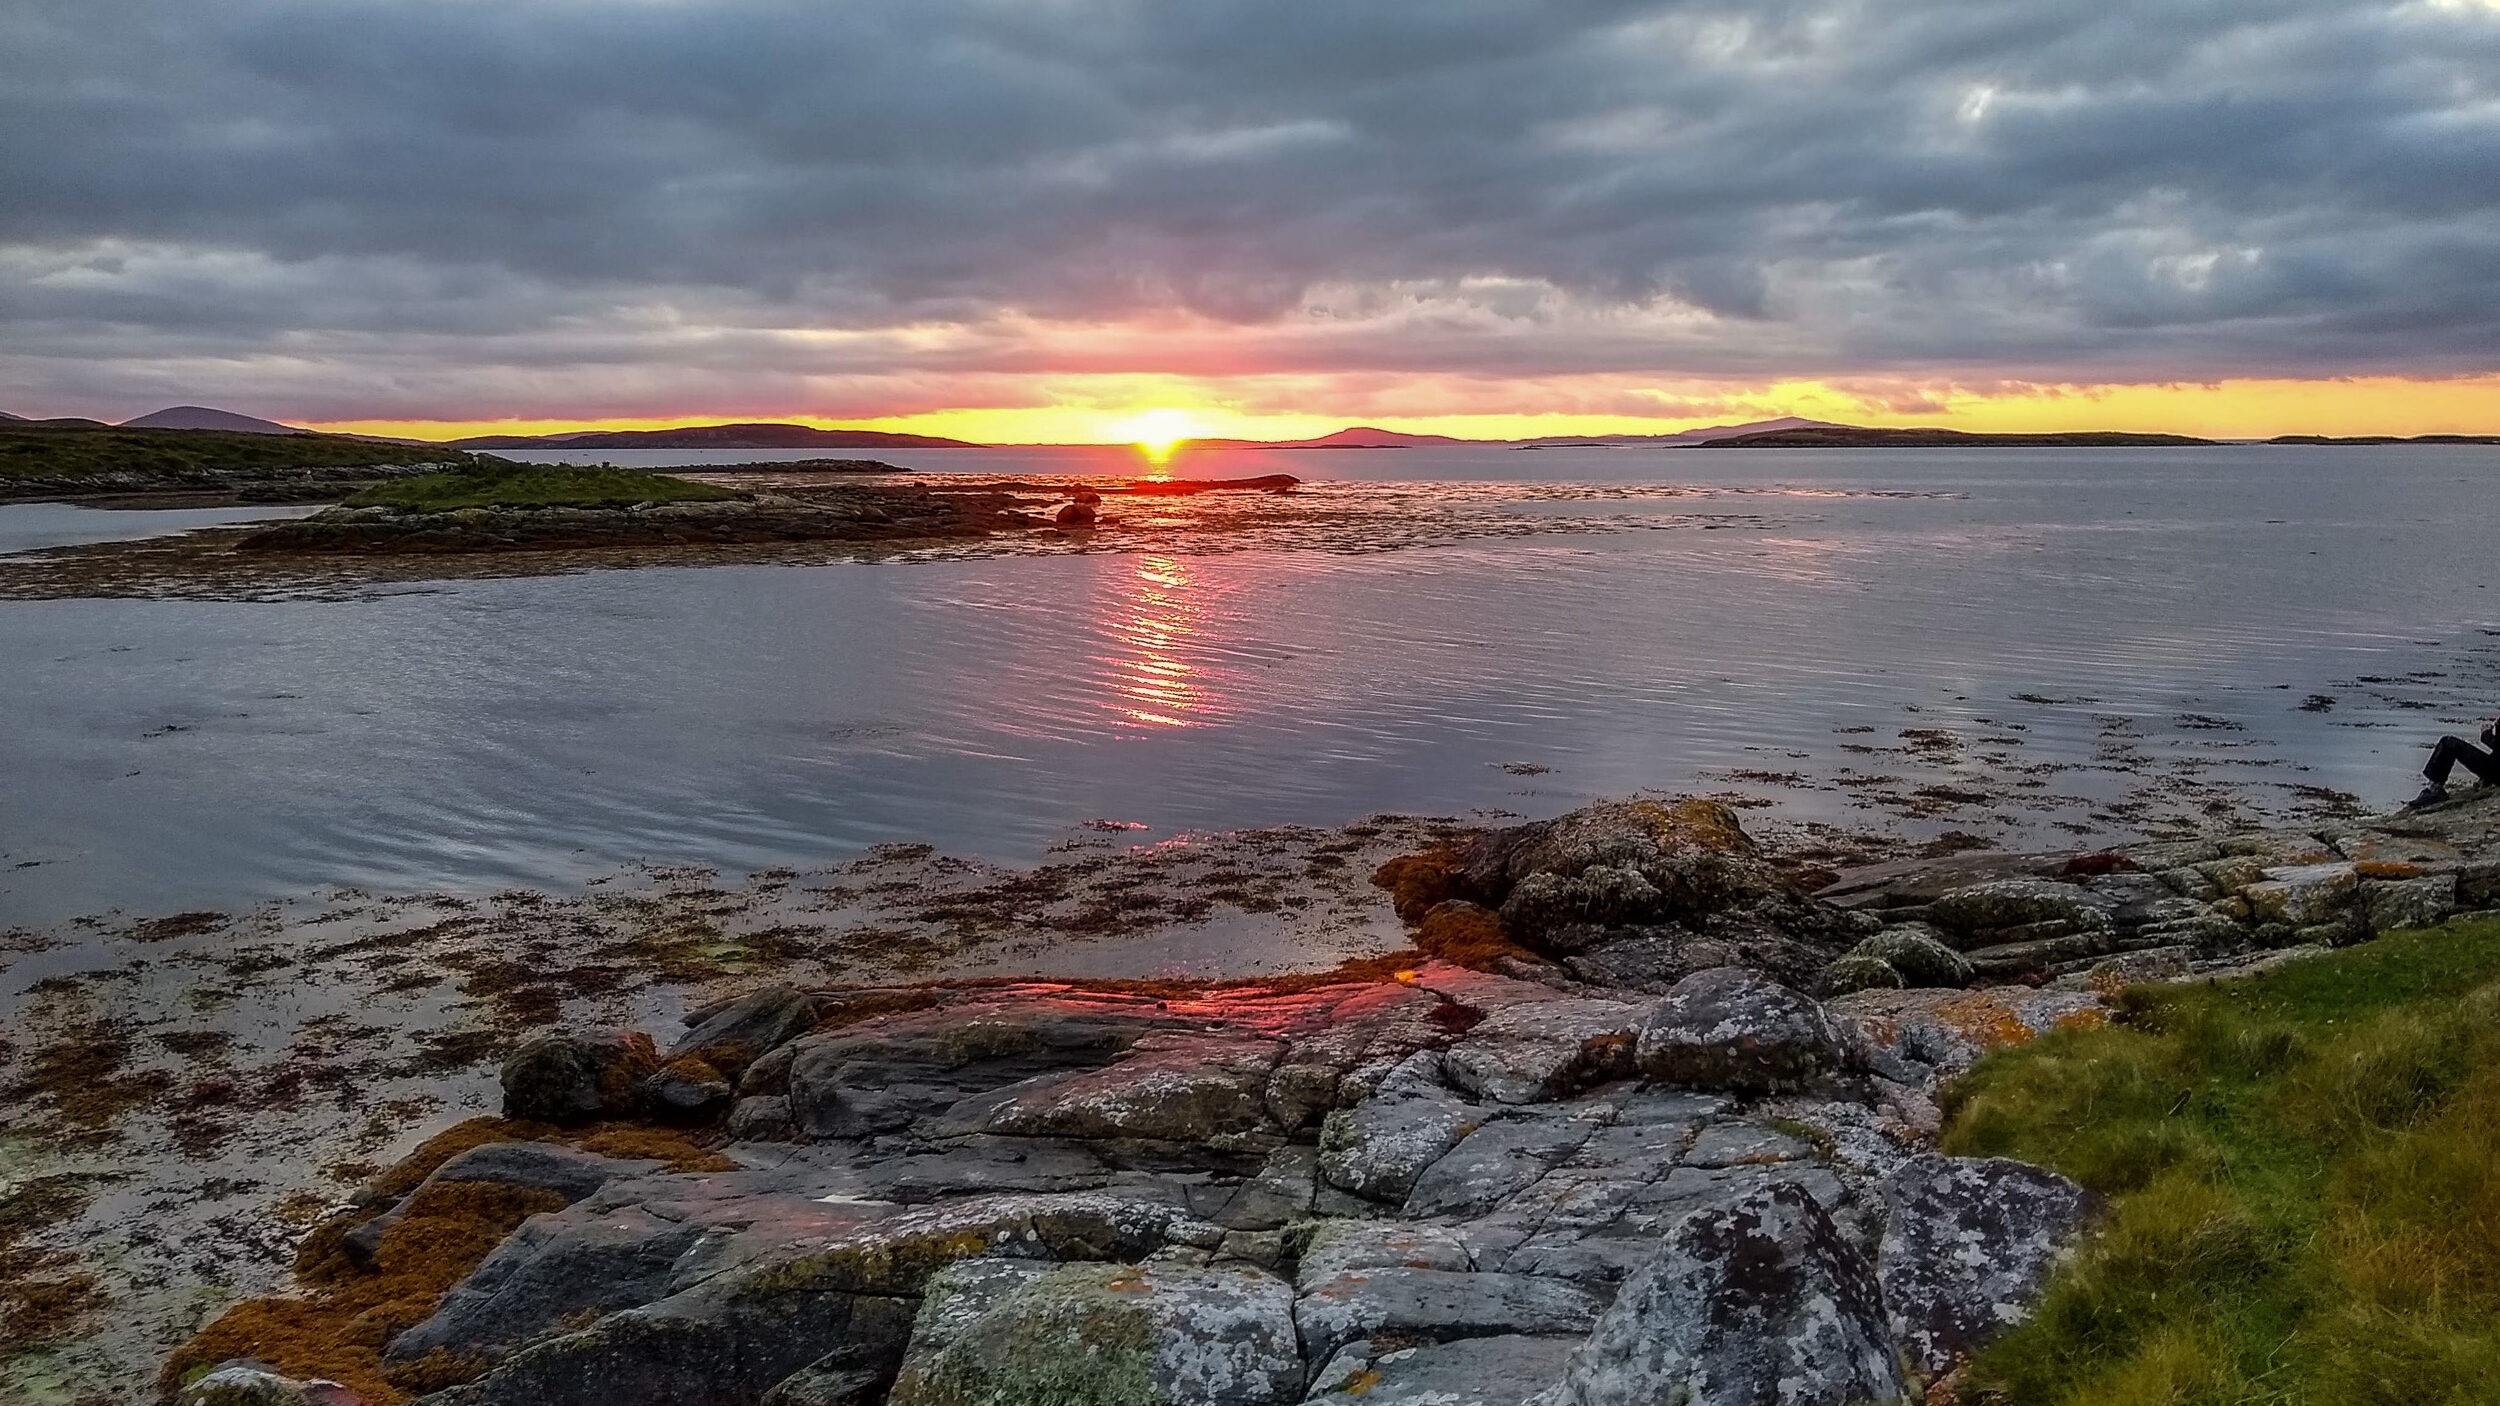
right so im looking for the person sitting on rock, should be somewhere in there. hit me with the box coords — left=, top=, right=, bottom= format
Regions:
left=2409, top=715, right=2500, bottom=809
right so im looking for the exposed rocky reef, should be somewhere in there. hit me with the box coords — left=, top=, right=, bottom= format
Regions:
left=164, top=788, right=2500, bottom=1406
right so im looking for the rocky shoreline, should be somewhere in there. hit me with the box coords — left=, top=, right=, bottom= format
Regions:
left=138, top=786, right=2500, bottom=1406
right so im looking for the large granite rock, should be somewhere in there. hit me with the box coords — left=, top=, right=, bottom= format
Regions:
left=670, top=984, right=823, bottom=1077
left=412, top=1193, right=1225, bottom=1406
left=935, top=1032, right=1283, bottom=1142
left=782, top=1002, right=1167, bottom=1139
left=1530, top=1183, right=1903, bottom=1406
left=1634, top=968, right=1847, bottom=1094
left=888, top=1260, right=1302, bottom=1406
left=1444, top=801, right=1856, bottom=993
left=1876, top=1154, right=2099, bottom=1374
left=347, top=1141, right=661, bottom=1269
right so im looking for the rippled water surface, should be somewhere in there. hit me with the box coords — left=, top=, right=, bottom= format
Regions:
left=4, top=445, right=2495, bottom=925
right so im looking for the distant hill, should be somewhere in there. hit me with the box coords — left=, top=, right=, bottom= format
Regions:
left=121, top=405, right=307, bottom=434
left=1180, top=419, right=1845, bottom=449
left=2269, top=433, right=2500, bottom=446
left=1697, top=425, right=2218, bottom=448
left=454, top=423, right=979, bottom=450
left=1514, top=417, right=1839, bottom=448
left=0, top=410, right=21, bottom=422
left=1183, top=426, right=1474, bottom=450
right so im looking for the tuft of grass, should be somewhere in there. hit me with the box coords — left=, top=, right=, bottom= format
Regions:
left=1940, top=916, right=2500, bottom=1405
left=343, top=459, right=738, bottom=511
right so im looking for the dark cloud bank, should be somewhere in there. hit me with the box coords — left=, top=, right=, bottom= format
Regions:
left=2, top=0, right=2496, bottom=419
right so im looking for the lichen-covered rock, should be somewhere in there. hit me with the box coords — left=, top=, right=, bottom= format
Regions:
left=179, top=1361, right=365, bottom=1406
left=1305, top=1334, right=1581, bottom=1406
left=1845, top=927, right=1972, bottom=988
left=1319, top=1051, right=1481, bottom=1204
left=1463, top=799, right=1757, bottom=895
left=1404, top=1106, right=1608, bottom=1219
left=2243, top=862, right=2360, bottom=929
left=1923, top=879, right=2110, bottom=939
left=888, top=1261, right=1302, bottom=1406
left=1817, top=952, right=1904, bottom=997
left=2361, top=872, right=2457, bottom=933
left=1634, top=968, right=1846, bottom=1094
left=501, top=1029, right=660, bottom=1123
left=1529, top=1182, right=1903, bottom=1406
left=1876, top=1154, right=2100, bottom=1373
left=668, top=984, right=822, bottom=1077
left=1293, top=1266, right=1608, bottom=1368
left=937, top=1032, right=1283, bottom=1142
left=1442, top=998, right=1642, bottom=1105
left=1499, top=865, right=1668, bottom=941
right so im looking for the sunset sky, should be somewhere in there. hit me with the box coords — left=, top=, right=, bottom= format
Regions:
left=5, top=0, right=2498, bottom=443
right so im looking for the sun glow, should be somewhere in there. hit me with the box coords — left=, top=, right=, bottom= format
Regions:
left=1110, top=407, right=1215, bottom=463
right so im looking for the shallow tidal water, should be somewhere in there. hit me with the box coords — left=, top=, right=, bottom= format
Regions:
left=3, top=444, right=2495, bottom=930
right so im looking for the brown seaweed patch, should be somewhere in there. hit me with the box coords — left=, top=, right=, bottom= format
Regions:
left=0, top=1175, right=107, bottom=1352
left=5, top=1019, right=177, bottom=1147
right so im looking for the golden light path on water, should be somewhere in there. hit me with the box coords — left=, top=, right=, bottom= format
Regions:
left=1107, top=553, right=1209, bottom=728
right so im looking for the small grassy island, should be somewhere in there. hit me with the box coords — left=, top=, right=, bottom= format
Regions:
left=0, top=424, right=458, bottom=502
left=1946, top=917, right=2500, bottom=1401
left=342, top=459, right=741, bottom=511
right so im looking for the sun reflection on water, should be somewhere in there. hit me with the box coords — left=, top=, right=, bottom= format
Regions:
left=1107, top=553, right=1213, bottom=727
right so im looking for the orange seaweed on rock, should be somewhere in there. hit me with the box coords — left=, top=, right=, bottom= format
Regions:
left=1412, top=902, right=1535, bottom=972
left=1371, top=845, right=1467, bottom=923
left=164, top=1115, right=742, bottom=1400
left=163, top=1180, right=568, bottom=1404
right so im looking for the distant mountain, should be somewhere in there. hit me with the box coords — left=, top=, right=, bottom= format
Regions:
left=1183, top=426, right=1474, bottom=450
left=1698, top=426, right=2218, bottom=448
left=0, top=410, right=22, bottom=421
left=453, top=422, right=980, bottom=450
left=122, top=405, right=308, bottom=434
left=1513, top=417, right=1840, bottom=448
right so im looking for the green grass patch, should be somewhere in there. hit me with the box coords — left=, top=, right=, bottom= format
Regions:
left=1941, top=917, right=2500, bottom=1405
left=0, top=426, right=454, bottom=481
left=342, top=460, right=739, bottom=511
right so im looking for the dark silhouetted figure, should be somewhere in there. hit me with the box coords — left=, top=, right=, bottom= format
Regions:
left=2409, top=716, right=2500, bottom=810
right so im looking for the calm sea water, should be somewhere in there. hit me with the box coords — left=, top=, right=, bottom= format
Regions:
left=2, top=445, right=2494, bottom=926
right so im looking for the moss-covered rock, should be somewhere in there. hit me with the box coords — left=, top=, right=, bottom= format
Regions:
left=890, top=1261, right=1301, bottom=1406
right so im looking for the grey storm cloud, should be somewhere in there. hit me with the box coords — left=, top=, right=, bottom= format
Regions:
left=2, top=0, right=2497, bottom=417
